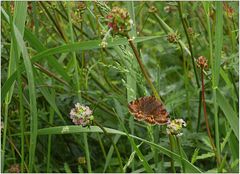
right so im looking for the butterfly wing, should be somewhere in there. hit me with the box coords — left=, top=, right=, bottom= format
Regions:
left=128, top=96, right=170, bottom=125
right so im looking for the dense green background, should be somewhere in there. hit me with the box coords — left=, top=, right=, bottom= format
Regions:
left=1, top=1, right=239, bottom=173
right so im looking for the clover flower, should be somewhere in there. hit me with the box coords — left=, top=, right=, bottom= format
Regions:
left=106, top=7, right=132, bottom=35
left=166, top=119, right=187, bottom=136
left=70, top=103, right=94, bottom=127
left=196, top=56, right=208, bottom=69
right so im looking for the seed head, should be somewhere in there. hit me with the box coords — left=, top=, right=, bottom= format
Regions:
left=167, top=32, right=180, bottom=43
left=106, top=7, right=132, bottom=35
left=70, top=103, right=94, bottom=127
left=196, top=56, right=208, bottom=69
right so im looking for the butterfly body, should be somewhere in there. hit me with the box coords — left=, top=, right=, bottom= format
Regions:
left=128, top=96, right=170, bottom=125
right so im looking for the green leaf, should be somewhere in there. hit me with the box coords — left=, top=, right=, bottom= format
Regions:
left=12, top=10, right=38, bottom=172
left=216, top=89, right=239, bottom=140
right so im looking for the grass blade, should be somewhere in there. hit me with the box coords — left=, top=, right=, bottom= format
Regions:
left=34, top=125, right=201, bottom=173
left=216, top=89, right=239, bottom=140
left=12, top=10, right=38, bottom=172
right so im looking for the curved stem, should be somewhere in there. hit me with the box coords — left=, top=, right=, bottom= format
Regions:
left=126, top=34, right=161, bottom=101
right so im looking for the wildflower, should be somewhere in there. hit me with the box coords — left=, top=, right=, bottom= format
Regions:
left=8, top=164, right=20, bottom=173
left=166, top=119, right=187, bottom=136
left=167, top=32, right=180, bottom=43
left=69, top=103, right=94, bottom=127
left=148, top=6, right=157, bottom=13
left=196, top=56, right=208, bottom=69
left=106, top=7, right=132, bottom=35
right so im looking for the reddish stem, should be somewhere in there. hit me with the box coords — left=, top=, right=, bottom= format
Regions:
left=201, top=69, right=220, bottom=165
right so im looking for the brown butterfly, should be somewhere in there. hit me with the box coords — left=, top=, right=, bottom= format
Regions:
left=128, top=96, right=170, bottom=125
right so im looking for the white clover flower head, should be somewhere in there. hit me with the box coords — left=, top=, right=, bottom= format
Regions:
left=69, top=103, right=94, bottom=127
left=166, top=118, right=186, bottom=136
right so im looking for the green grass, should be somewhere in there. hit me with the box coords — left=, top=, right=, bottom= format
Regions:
left=1, top=1, right=239, bottom=173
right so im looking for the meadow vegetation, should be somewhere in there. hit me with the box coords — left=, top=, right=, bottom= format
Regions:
left=1, top=1, right=239, bottom=173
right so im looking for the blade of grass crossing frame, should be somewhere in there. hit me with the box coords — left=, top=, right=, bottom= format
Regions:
left=1, top=35, right=163, bottom=103
left=24, top=29, right=71, bottom=83
left=2, top=2, right=28, bottom=172
left=213, top=2, right=224, bottom=168
left=34, top=125, right=201, bottom=172
left=12, top=10, right=38, bottom=172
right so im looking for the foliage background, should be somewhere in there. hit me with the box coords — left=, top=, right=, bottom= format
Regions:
left=1, top=1, right=239, bottom=173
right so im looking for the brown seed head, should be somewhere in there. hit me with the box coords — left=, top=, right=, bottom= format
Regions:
left=196, top=56, right=208, bottom=69
left=167, top=32, right=179, bottom=43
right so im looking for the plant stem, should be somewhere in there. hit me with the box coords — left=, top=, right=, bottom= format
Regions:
left=178, top=2, right=203, bottom=132
left=176, top=136, right=185, bottom=173
left=168, top=135, right=176, bottom=173
left=178, top=2, right=200, bottom=88
left=200, top=69, right=220, bottom=165
left=126, top=34, right=161, bottom=101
